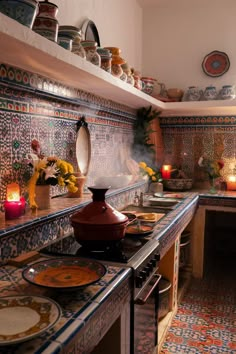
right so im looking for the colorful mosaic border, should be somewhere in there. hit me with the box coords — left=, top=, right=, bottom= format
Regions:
left=0, top=63, right=136, bottom=118
left=160, top=115, right=236, bottom=127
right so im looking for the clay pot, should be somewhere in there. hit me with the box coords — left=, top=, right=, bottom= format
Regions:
left=81, top=40, right=101, bottom=67
left=37, top=0, right=58, bottom=19
left=70, top=187, right=129, bottom=249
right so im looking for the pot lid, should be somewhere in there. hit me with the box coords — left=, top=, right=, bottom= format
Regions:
left=76, top=117, right=91, bottom=176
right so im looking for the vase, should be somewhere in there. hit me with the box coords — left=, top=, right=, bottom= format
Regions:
left=35, top=185, right=50, bottom=209
left=209, top=178, right=217, bottom=194
left=67, top=174, right=86, bottom=198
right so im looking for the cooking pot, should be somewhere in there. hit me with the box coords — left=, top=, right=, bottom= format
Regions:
left=70, top=187, right=129, bottom=249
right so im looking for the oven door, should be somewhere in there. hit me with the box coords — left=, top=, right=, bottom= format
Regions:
left=132, top=274, right=161, bottom=354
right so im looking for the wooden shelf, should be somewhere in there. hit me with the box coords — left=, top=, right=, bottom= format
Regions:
left=1, top=13, right=236, bottom=114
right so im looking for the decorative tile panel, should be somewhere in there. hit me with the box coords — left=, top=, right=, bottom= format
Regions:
left=160, top=116, right=236, bottom=186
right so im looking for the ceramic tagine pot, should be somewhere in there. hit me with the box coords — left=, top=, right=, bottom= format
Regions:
left=70, top=187, right=129, bottom=250
left=32, top=0, right=59, bottom=42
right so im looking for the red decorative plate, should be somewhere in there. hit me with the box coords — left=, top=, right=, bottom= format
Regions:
left=202, top=50, right=230, bottom=77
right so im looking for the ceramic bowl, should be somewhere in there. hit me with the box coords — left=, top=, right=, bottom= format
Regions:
left=37, top=1, right=58, bottom=19
left=104, top=47, right=121, bottom=56
left=0, top=0, right=38, bottom=28
left=167, top=88, right=184, bottom=100
left=163, top=179, right=193, bottom=191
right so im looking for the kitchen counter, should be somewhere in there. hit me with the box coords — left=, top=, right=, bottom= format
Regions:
left=0, top=260, right=131, bottom=353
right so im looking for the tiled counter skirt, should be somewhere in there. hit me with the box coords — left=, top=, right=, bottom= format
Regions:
left=0, top=260, right=131, bottom=354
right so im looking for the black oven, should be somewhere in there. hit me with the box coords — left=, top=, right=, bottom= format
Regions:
left=132, top=273, right=161, bottom=354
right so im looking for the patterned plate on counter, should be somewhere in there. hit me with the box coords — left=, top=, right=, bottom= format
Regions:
left=22, top=257, right=107, bottom=290
left=0, top=295, right=61, bottom=345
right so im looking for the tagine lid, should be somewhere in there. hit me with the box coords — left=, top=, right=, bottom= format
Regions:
left=70, top=187, right=128, bottom=225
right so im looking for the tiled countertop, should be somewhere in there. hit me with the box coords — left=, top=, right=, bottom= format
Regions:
left=0, top=259, right=131, bottom=353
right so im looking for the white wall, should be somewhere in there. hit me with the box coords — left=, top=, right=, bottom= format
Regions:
left=52, top=0, right=143, bottom=71
left=141, top=0, right=236, bottom=92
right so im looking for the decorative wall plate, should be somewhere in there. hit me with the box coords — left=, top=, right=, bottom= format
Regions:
left=202, top=50, right=230, bottom=77
left=0, top=295, right=61, bottom=345
left=22, top=257, right=107, bottom=290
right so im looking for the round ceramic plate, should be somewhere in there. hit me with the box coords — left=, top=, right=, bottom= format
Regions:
left=202, top=50, right=230, bottom=77
left=0, top=295, right=61, bottom=346
left=22, top=257, right=107, bottom=290
left=125, top=223, right=153, bottom=236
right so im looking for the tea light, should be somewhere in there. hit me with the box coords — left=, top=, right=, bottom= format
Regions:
left=4, top=183, right=25, bottom=220
left=227, top=176, right=236, bottom=191
left=162, top=165, right=171, bottom=179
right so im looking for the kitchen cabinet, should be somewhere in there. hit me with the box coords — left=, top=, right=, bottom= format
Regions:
left=1, top=13, right=236, bottom=115
left=191, top=200, right=236, bottom=278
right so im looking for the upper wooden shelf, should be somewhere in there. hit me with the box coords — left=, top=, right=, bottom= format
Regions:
left=1, top=13, right=236, bottom=115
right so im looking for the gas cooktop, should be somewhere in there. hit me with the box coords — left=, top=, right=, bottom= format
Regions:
left=40, top=235, right=151, bottom=264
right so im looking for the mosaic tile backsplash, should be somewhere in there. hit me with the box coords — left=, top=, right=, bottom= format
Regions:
left=160, top=116, right=236, bottom=186
left=0, top=64, right=136, bottom=210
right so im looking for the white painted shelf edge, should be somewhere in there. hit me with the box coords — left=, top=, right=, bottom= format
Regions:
left=1, top=13, right=236, bottom=114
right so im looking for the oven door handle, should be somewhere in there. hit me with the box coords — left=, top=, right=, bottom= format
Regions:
left=134, top=274, right=162, bottom=305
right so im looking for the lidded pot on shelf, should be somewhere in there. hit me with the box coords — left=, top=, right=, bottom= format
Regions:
left=32, top=0, right=59, bottom=42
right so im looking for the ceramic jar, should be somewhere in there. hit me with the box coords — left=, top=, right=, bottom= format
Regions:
left=121, top=63, right=135, bottom=86
left=132, top=69, right=142, bottom=90
left=141, top=77, right=156, bottom=95
left=185, top=86, right=203, bottom=101
left=203, top=86, right=217, bottom=100
left=32, top=1, right=59, bottom=42
left=104, top=47, right=126, bottom=78
left=58, top=25, right=81, bottom=51
left=72, top=34, right=86, bottom=59
left=219, top=85, right=235, bottom=100
left=81, top=40, right=101, bottom=67
left=96, top=48, right=112, bottom=73
left=0, top=0, right=38, bottom=28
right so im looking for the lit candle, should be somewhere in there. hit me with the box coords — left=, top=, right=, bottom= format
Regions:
left=227, top=176, right=236, bottom=191
left=162, top=165, right=171, bottom=179
left=4, top=183, right=25, bottom=220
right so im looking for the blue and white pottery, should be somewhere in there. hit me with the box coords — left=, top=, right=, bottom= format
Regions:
left=185, top=86, right=203, bottom=101
left=0, top=0, right=38, bottom=28
left=203, top=86, right=217, bottom=100
left=219, top=85, right=235, bottom=100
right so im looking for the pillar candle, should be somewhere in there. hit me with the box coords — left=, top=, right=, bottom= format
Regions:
left=4, top=183, right=25, bottom=220
left=162, top=165, right=171, bottom=179
left=227, top=176, right=236, bottom=191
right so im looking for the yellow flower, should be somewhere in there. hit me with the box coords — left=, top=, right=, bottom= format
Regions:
left=139, top=161, right=147, bottom=169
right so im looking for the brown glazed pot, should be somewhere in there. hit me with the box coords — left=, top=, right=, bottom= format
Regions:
left=70, top=187, right=129, bottom=249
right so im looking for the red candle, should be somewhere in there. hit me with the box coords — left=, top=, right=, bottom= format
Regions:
left=162, top=165, right=171, bottom=179
left=4, top=200, right=23, bottom=219
left=4, top=183, right=25, bottom=220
